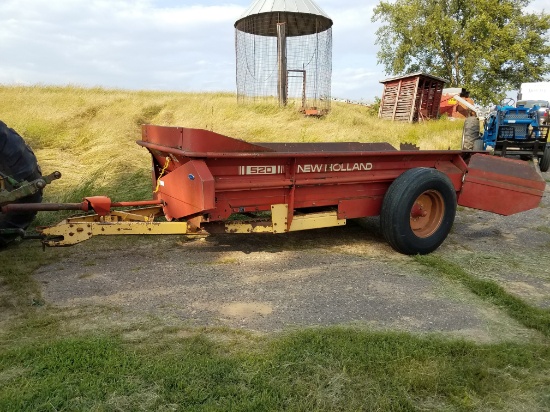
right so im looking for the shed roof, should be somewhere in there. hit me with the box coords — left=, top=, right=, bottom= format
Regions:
left=235, top=0, right=333, bottom=36
left=380, top=72, right=448, bottom=84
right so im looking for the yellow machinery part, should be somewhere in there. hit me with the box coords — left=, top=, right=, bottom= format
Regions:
left=225, top=204, right=346, bottom=234
left=41, top=221, right=190, bottom=246
left=40, top=204, right=346, bottom=246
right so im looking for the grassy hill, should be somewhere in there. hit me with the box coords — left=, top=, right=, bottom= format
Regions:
left=0, top=85, right=463, bottom=206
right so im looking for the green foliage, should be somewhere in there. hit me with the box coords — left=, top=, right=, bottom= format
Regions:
left=1, top=327, right=550, bottom=411
left=372, top=0, right=550, bottom=104
left=404, top=127, right=420, bottom=145
left=365, top=96, right=381, bottom=116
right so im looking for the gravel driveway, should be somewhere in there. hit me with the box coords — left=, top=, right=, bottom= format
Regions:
left=34, top=170, right=550, bottom=342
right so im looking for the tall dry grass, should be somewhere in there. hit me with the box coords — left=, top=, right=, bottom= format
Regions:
left=0, top=85, right=464, bottom=204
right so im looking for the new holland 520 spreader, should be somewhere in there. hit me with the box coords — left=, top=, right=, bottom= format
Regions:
left=1, top=124, right=547, bottom=255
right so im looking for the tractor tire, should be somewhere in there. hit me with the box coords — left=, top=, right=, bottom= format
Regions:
left=473, top=139, right=484, bottom=151
left=540, top=144, right=550, bottom=173
left=461, top=117, right=480, bottom=150
left=0, top=120, right=43, bottom=246
left=380, top=168, right=457, bottom=255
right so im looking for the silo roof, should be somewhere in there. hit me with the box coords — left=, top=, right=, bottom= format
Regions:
left=238, top=0, right=331, bottom=20
left=235, top=0, right=333, bottom=36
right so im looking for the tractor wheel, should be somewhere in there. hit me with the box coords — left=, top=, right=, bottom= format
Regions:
left=540, top=144, right=550, bottom=173
left=461, top=117, right=480, bottom=150
left=0, top=120, right=43, bottom=246
left=380, top=168, right=457, bottom=255
left=473, top=139, right=484, bottom=151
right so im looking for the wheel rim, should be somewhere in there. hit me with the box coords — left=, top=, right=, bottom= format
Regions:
left=409, top=190, right=445, bottom=238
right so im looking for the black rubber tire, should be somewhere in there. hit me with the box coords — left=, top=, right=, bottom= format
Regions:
left=461, top=117, right=480, bottom=150
left=380, top=168, right=457, bottom=255
left=473, top=139, right=484, bottom=151
left=0, top=120, right=43, bottom=246
left=540, top=144, right=550, bottom=173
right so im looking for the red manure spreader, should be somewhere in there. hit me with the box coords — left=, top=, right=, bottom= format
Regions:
left=1, top=124, right=546, bottom=254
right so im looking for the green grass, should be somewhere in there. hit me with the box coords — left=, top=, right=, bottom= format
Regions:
left=0, top=243, right=64, bottom=310
left=415, top=255, right=550, bottom=337
left=1, top=326, right=549, bottom=411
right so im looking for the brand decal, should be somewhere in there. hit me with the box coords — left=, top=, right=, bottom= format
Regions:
left=239, top=165, right=285, bottom=175
left=237, top=162, right=373, bottom=175
left=297, top=163, right=373, bottom=173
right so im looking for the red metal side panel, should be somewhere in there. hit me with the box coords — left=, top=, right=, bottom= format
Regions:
left=338, top=197, right=384, bottom=219
left=142, top=125, right=272, bottom=153
left=202, top=154, right=466, bottom=221
left=142, top=124, right=183, bottom=149
left=458, top=154, right=546, bottom=215
left=158, top=160, right=215, bottom=220
left=435, top=160, right=464, bottom=191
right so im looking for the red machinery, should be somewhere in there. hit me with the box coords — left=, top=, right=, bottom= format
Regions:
left=8, top=125, right=545, bottom=254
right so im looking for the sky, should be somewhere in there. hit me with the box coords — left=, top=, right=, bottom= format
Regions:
left=0, top=0, right=548, bottom=103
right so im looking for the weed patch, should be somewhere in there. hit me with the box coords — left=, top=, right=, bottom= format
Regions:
left=0, top=244, right=64, bottom=310
left=415, top=255, right=550, bottom=337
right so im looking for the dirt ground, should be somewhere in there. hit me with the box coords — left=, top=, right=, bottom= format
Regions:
left=33, top=169, right=550, bottom=342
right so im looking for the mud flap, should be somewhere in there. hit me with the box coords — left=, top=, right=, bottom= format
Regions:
left=458, top=154, right=546, bottom=215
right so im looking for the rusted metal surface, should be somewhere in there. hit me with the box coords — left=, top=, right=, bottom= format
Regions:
left=399, top=143, right=420, bottom=150
left=38, top=205, right=170, bottom=246
left=257, top=142, right=396, bottom=152
left=2, top=197, right=162, bottom=215
left=41, top=221, right=190, bottom=247
left=142, top=125, right=274, bottom=154
left=2, top=202, right=86, bottom=214
left=458, top=154, right=546, bottom=215
left=85, top=196, right=162, bottom=216
left=410, top=190, right=444, bottom=237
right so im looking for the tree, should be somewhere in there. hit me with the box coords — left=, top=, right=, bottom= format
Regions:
left=372, top=0, right=550, bottom=104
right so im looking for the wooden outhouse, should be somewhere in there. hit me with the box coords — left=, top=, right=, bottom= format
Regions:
left=378, top=72, right=447, bottom=122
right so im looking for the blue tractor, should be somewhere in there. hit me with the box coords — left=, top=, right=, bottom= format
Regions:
left=462, top=98, right=550, bottom=172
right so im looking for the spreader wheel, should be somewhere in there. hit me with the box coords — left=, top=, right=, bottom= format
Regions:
left=380, top=168, right=457, bottom=255
left=540, top=144, right=550, bottom=173
left=0, top=120, right=43, bottom=246
left=461, top=117, right=480, bottom=150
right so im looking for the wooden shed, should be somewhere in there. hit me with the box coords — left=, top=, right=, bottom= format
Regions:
left=378, top=72, right=447, bottom=122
